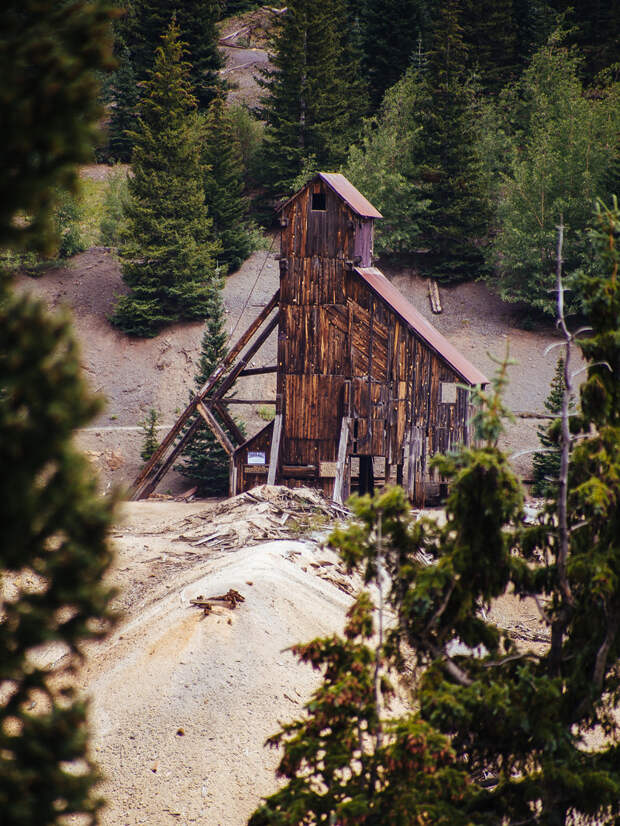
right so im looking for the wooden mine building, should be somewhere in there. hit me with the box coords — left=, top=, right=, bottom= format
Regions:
left=133, top=173, right=488, bottom=505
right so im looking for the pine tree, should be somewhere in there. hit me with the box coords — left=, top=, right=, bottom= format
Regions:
left=128, top=0, right=223, bottom=110
left=112, top=20, right=221, bottom=338
left=140, top=408, right=160, bottom=461
left=106, top=37, right=139, bottom=163
left=202, top=94, right=254, bottom=274
left=461, top=0, right=520, bottom=93
left=357, top=0, right=430, bottom=110
left=178, top=301, right=233, bottom=496
left=416, top=0, right=490, bottom=281
left=258, top=0, right=366, bottom=195
left=1, top=5, right=117, bottom=823
left=532, top=357, right=571, bottom=497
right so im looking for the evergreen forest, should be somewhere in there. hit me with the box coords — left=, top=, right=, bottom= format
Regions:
left=2, top=1, right=620, bottom=824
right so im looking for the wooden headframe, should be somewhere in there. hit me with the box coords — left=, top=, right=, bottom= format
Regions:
left=130, top=289, right=280, bottom=500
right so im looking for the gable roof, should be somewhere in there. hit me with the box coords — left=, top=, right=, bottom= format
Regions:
left=279, top=172, right=383, bottom=219
left=354, top=267, right=488, bottom=386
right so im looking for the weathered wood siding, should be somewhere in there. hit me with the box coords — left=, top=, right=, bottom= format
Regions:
left=235, top=177, right=474, bottom=503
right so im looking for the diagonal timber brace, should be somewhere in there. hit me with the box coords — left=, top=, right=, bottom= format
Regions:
left=130, top=290, right=280, bottom=500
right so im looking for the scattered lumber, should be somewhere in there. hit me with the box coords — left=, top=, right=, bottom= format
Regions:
left=174, top=484, right=350, bottom=553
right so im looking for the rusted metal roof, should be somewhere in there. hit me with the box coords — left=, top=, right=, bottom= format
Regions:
left=278, top=173, right=383, bottom=219
left=318, top=173, right=383, bottom=218
left=354, top=267, right=488, bottom=386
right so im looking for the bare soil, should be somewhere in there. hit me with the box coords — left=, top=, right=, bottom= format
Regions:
left=14, top=236, right=583, bottom=494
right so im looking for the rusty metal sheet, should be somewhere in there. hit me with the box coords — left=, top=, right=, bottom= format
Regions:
left=354, top=267, right=488, bottom=387
left=318, top=173, right=383, bottom=218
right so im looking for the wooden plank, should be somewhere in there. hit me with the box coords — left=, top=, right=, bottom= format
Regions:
left=131, top=290, right=280, bottom=498
left=214, top=312, right=280, bottom=399
left=220, top=398, right=277, bottom=405
left=198, top=289, right=280, bottom=397
left=196, top=401, right=235, bottom=456
left=333, top=416, right=351, bottom=506
left=212, top=400, right=245, bottom=445
left=133, top=416, right=202, bottom=500
left=237, top=365, right=278, bottom=376
left=267, top=413, right=283, bottom=485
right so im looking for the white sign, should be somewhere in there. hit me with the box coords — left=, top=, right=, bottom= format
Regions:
left=248, top=451, right=266, bottom=465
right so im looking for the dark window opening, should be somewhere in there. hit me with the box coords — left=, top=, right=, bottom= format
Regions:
left=311, top=192, right=326, bottom=211
left=358, top=456, right=375, bottom=496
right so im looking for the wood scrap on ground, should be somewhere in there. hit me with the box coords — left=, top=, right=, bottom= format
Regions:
left=174, top=485, right=350, bottom=553
left=190, top=589, right=245, bottom=615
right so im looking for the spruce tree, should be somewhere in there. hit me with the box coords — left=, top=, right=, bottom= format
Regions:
left=416, top=0, right=490, bottom=281
left=532, top=357, right=571, bottom=497
left=461, top=0, right=520, bottom=93
left=106, top=37, right=139, bottom=163
left=202, top=94, right=254, bottom=274
left=357, top=0, right=430, bottom=110
left=258, top=0, right=366, bottom=195
left=178, top=301, right=233, bottom=496
left=112, top=20, right=221, bottom=338
left=129, top=0, right=223, bottom=110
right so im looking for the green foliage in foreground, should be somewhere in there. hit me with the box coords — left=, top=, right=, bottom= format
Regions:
left=250, top=202, right=620, bottom=824
left=112, top=21, right=221, bottom=337
left=0, top=287, right=117, bottom=825
left=0, top=0, right=115, bottom=253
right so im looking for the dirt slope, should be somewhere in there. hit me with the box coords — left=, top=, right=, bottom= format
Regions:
left=79, top=499, right=356, bottom=826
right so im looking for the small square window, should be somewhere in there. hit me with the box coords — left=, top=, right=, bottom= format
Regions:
left=311, top=192, right=326, bottom=211
left=440, top=382, right=458, bottom=404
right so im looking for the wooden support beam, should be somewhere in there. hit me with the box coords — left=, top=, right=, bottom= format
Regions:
left=333, top=416, right=351, bottom=506
left=132, top=416, right=202, bottom=500
left=237, top=365, right=278, bottom=377
left=196, top=401, right=235, bottom=456
left=212, top=400, right=245, bottom=445
left=267, top=412, right=283, bottom=485
left=214, top=313, right=280, bottom=400
left=220, top=398, right=277, bottom=405
left=198, top=289, right=279, bottom=398
left=130, top=290, right=280, bottom=499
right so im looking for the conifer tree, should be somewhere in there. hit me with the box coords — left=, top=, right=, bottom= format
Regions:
left=1, top=0, right=115, bottom=253
left=202, top=94, right=254, bottom=274
left=178, top=301, right=233, bottom=496
left=1, top=4, right=118, bottom=823
left=106, top=37, right=139, bottom=163
left=532, top=357, right=571, bottom=497
left=258, top=0, right=366, bottom=195
left=112, top=20, right=221, bottom=338
left=416, top=0, right=490, bottom=281
left=357, top=0, right=430, bottom=110
left=129, top=0, right=223, bottom=110
left=461, top=0, right=520, bottom=93
left=140, top=408, right=160, bottom=461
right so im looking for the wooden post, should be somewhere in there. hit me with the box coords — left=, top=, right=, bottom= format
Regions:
left=196, top=402, right=235, bottom=456
left=267, top=413, right=283, bottom=485
left=131, top=291, right=280, bottom=498
left=333, top=416, right=351, bottom=506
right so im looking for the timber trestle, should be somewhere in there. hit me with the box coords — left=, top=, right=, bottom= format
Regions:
left=130, top=289, right=280, bottom=500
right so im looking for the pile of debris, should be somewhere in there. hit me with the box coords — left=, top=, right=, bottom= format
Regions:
left=174, top=485, right=350, bottom=553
